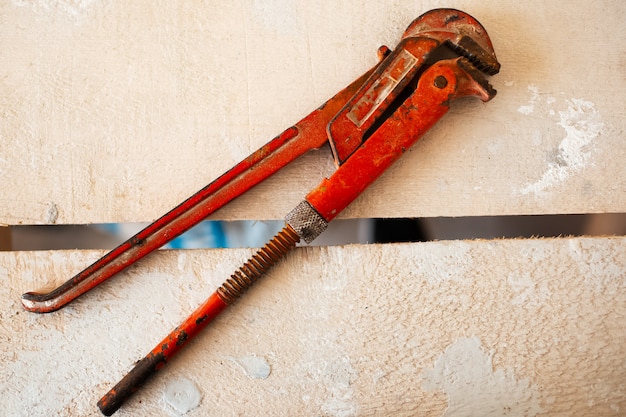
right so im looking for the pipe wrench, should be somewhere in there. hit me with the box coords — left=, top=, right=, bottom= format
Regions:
left=21, top=8, right=500, bottom=415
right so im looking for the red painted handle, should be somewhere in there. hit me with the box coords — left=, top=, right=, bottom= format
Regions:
left=97, top=292, right=228, bottom=416
left=97, top=225, right=300, bottom=415
left=307, top=58, right=495, bottom=222
left=21, top=66, right=378, bottom=314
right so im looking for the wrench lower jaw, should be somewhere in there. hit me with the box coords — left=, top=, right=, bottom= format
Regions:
left=454, top=58, right=497, bottom=102
left=447, top=37, right=500, bottom=76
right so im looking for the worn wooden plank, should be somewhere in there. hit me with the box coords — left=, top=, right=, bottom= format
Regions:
left=1, top=237, right=624, bottom=416
left=1, top=1, right=624, bottom=225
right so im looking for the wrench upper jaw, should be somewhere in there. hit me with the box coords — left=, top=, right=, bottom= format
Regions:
left=403, top=8, right=501, bottom=77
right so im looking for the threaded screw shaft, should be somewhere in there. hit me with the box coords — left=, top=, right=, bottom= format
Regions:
left=216, top=225, right=300, bottom=305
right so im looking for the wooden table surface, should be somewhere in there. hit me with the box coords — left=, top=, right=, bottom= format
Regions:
left=1, top=1, right=624, bottom=416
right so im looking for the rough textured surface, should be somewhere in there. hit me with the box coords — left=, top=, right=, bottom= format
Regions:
left=1, top=2, right=625, bottom=416
left=1, top=237, right=624, bottom=416
left=1, top=0, right=625, bottom=224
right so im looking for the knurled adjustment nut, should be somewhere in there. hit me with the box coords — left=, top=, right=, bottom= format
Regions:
left=285, top=201, right=328, bottom=243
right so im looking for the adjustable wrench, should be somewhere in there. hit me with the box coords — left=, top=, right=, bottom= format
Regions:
left=21, top=9, right=500, bottom=415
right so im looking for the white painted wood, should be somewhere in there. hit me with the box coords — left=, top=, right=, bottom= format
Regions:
left=1, top=237, right=624, bottom=416
left=1, top=1, right=624, bottom=224
left=1, top=3, right=624, bottom=417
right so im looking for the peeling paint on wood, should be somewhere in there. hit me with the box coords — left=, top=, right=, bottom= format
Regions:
left=517, top=86, right=605, bottom=196
left=422, top=337, right=543, bottom=417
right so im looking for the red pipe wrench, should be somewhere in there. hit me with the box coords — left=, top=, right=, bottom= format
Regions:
left=21, top=8, right=500, bottom=415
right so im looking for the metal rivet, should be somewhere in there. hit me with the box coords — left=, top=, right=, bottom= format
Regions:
left=434, top=76, right=448, bottom=89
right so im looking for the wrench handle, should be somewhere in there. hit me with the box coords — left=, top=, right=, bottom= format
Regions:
left=97, top=225, right=300, bottom=415
left=20, top=64, right=378, bottom=314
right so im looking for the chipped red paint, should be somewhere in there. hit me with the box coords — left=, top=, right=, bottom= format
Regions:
left=327, top=37, right=439, bottom=164
left=97, top=292, right=228, bottom=416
